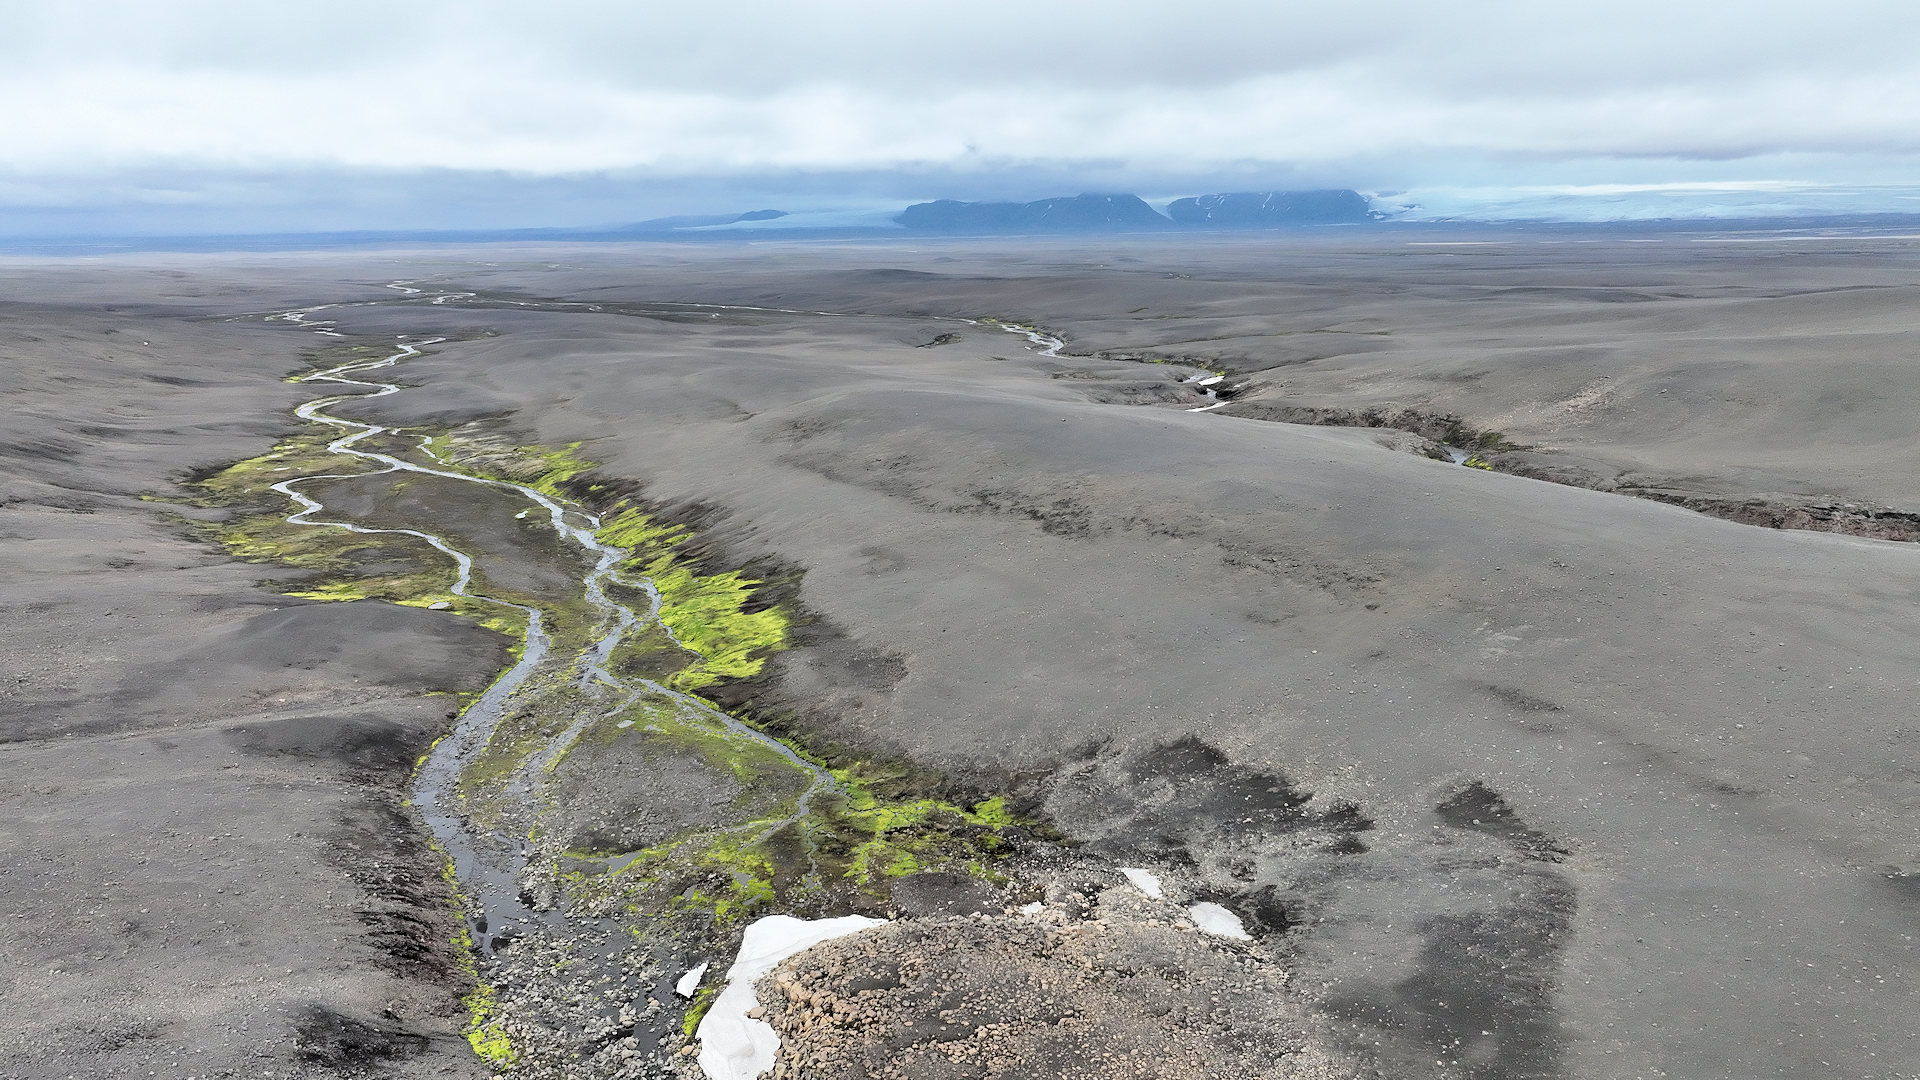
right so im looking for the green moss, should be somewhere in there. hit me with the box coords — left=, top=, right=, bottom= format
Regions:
left=1441, top=422, right=1514, bottom=454
left=443, top=439, right=599, bottom=499
left=1462, top=456, right=1495, bottom=470
left=554, top=700, right=814, bottom=921
left=829, top=784, right=1015, bottom=887
left=593, top=838, right=778, bottom=927
left=968, top=796, right=1017, bottom=828
left=460, top=980, right=517, bottom=1068
left=185, top=432, right=470, bottom=614
left=417, top=433, right=454, bottom=461
left=282, top=581, right=366, bottom=601
left=438, top=848, right=516, bottom=1070
left=195, top=414, right=1042, bottom=978
left=595, top=508, right=689, bottom=551
left=401, top=597, right=529, bottom=645
left=815, top=761, right=1044, bottom=886
left=590, top=506, right=791, bottom=691
left=635, top=704, right=807, bottom=799
left=650, top=563, right=789, bottom=690
left=525, top=444, right=598, bottom=499
left=681, top=985, right=720, bottom=1037
left=390, top=434, right=793, bottom=692
left=584, top=719, right=1032, bottom=918
left=191, top=432, right=361, bottom=499
left=685, top=833, right=778, bottom=919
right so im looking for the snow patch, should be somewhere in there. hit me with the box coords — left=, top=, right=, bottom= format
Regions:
left=695, top=914, right=886, bottom=1080
left=675, top=961, right=708, bottom=999
left=1120, top=867, right=1164, bottom=899
left=1188, top=901, right=1251, bottom=940
left=1020, top=901, right=1045, bottom=915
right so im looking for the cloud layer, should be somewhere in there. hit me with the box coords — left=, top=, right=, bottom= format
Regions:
left=8, top=0, right=1920, bottom=177
left=7, top=1, right=1920, bottom=235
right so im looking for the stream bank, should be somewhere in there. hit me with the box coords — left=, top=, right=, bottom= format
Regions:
left=185, top=285, right=1407, bottom=1079
left=188, top=316, right=1050, bottom=1077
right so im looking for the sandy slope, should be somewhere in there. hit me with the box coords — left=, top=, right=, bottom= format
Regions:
left=0, top=288, right=506, bottom=1078
left=4, top=232, right=1918, bottom=1080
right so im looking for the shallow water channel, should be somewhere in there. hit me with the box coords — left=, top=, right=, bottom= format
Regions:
left=251, top=289, right=1373, bottom=1071
left=265, top=305, right=835, bottom=959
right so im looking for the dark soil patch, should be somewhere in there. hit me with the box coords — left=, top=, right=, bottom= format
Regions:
left=292, top=1004, right=430, bottom=1068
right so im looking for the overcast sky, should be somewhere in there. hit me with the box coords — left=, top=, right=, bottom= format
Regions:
left=6, top=0, right=1920, bottom=233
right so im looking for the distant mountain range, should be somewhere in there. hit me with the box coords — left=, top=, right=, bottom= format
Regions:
left=895, top=193, right=1174, bottom=232
left=894, top=190, right=1378, bottom=233
left=1165, top=190, right=1376, bottom=227
left=29, top=186, right=1920, bottom=255
left=609, top=191, right=1382, bottom=237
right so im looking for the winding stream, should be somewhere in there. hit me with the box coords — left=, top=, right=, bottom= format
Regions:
left=263, top=294, right=1447, bottom=955
left=259, top=302, right=1204, bottom=929
left=232, top=282, right=1516, bottom=1077
left=997, top=321, right=1068, bottom=357
left=267, top=301, right=835, bottom=956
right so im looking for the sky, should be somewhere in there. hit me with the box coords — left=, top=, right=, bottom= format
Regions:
left=6, top=0, right=1920, bottom=235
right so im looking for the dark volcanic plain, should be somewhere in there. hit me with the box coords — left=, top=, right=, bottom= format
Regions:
left=4, top=230, right=1919, bottom=1080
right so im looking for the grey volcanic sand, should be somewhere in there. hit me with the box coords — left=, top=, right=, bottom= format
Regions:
left=4, top=233, right=1919, bottom=1080
left=0, top=284, right=506, bottom=1078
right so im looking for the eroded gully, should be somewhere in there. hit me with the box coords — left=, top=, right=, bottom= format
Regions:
left=265, top=300, right=835, bottom=958
left=259, top=297, right=1266, bottom=950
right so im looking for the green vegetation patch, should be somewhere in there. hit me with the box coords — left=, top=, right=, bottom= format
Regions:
left=191, top=412, right=1044, bottom=1057
left=595, top=507, right=790, bottom=690
left=186, top=433, right=464, bottom=609
left=427, top=432, right=793, bottom=693
left=458, top=963, right=518, bottom=1068
left=433, top=437, right=600, bottom=501
left=680, top=984, right=721, bottom=1038
left=185, top=434, right=553, bottom=658
left=1443, top=422, right=1515, bottom=453
left=191, top=429, right=359, bottom=502
left=609, top=697, right=807, bottom=800
left=822, top=764, right=1022, bottom=886
left=566, top=704, right=1034, bottom=926
left=439, top=846, right=516, bottom=1070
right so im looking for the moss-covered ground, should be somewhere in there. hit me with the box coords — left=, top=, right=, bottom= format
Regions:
left=191, top=411, right=1039, bottom=886
left=184, top=381, right=1044, bottom=1068
left=420, top=436, right=1040, bottom=926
